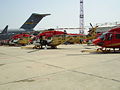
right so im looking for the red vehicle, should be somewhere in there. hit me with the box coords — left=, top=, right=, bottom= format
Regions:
left=93, top=27, right=120, bottom=52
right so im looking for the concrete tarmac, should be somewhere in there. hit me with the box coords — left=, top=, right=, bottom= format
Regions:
left=0, top=44, right=120, bottom=90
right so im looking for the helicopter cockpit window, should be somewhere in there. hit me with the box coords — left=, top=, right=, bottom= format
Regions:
left=99, top=32, right=107, bottom=40
left=116, top=34, right=120, bottom=39
left=99, top=32, right=113, bottom=41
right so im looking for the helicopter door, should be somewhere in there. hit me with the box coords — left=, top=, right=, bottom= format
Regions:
left=104, top=33, right=113, bottom=46
left=113, top=34, right=120, bottom=46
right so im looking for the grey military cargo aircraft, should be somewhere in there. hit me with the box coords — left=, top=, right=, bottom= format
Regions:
left=0, top=13, right=50, bottom=40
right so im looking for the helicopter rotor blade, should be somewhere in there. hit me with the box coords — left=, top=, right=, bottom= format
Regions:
left=90, top=23, right=93, bottom=28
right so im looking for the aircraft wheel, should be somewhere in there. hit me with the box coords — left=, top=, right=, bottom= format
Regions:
left=51, top=46, right=57, bottom=49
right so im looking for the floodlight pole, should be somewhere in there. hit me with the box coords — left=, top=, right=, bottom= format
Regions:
left=79, top=0, right=84, bottom=34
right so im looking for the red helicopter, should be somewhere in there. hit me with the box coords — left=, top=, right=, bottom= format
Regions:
left=8, top=33, right=34, bottom=46
left=33, top=30, right=67, bottom=49
left=93, top=27, right=120, bottom=52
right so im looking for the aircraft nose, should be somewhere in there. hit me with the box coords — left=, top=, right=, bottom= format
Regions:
left=93, top=38, right=104, bottom=46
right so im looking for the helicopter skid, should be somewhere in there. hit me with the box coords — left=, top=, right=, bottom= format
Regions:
left=97, top=47, right=120, bottom=53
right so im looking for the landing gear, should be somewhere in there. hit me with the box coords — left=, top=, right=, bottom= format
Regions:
left=97, top=48, right=110, bottom=53
left=97, top=47, right=120, bottom=53
left=51, top=46, right=57, bottom=49
left=33, top=45, right=41, bottom=49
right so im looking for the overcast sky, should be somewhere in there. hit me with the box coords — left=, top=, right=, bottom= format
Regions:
left=0, top=0, right=120, bottom=31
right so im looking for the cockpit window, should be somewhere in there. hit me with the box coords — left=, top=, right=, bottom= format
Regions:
left=99, top=32, right=112, bottom=41
left=99, top=32, right=107, bottom=40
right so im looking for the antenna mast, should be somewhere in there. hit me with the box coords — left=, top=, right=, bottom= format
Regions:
left=79, top=0, right=84, bottom=34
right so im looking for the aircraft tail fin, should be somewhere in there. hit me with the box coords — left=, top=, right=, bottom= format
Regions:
left=1, top=25, right=8, bottom=34
left=20, top=13, right=50, bottom=31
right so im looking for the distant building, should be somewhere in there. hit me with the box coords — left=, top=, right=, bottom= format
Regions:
left=96, top=24, right=120, bottom=33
